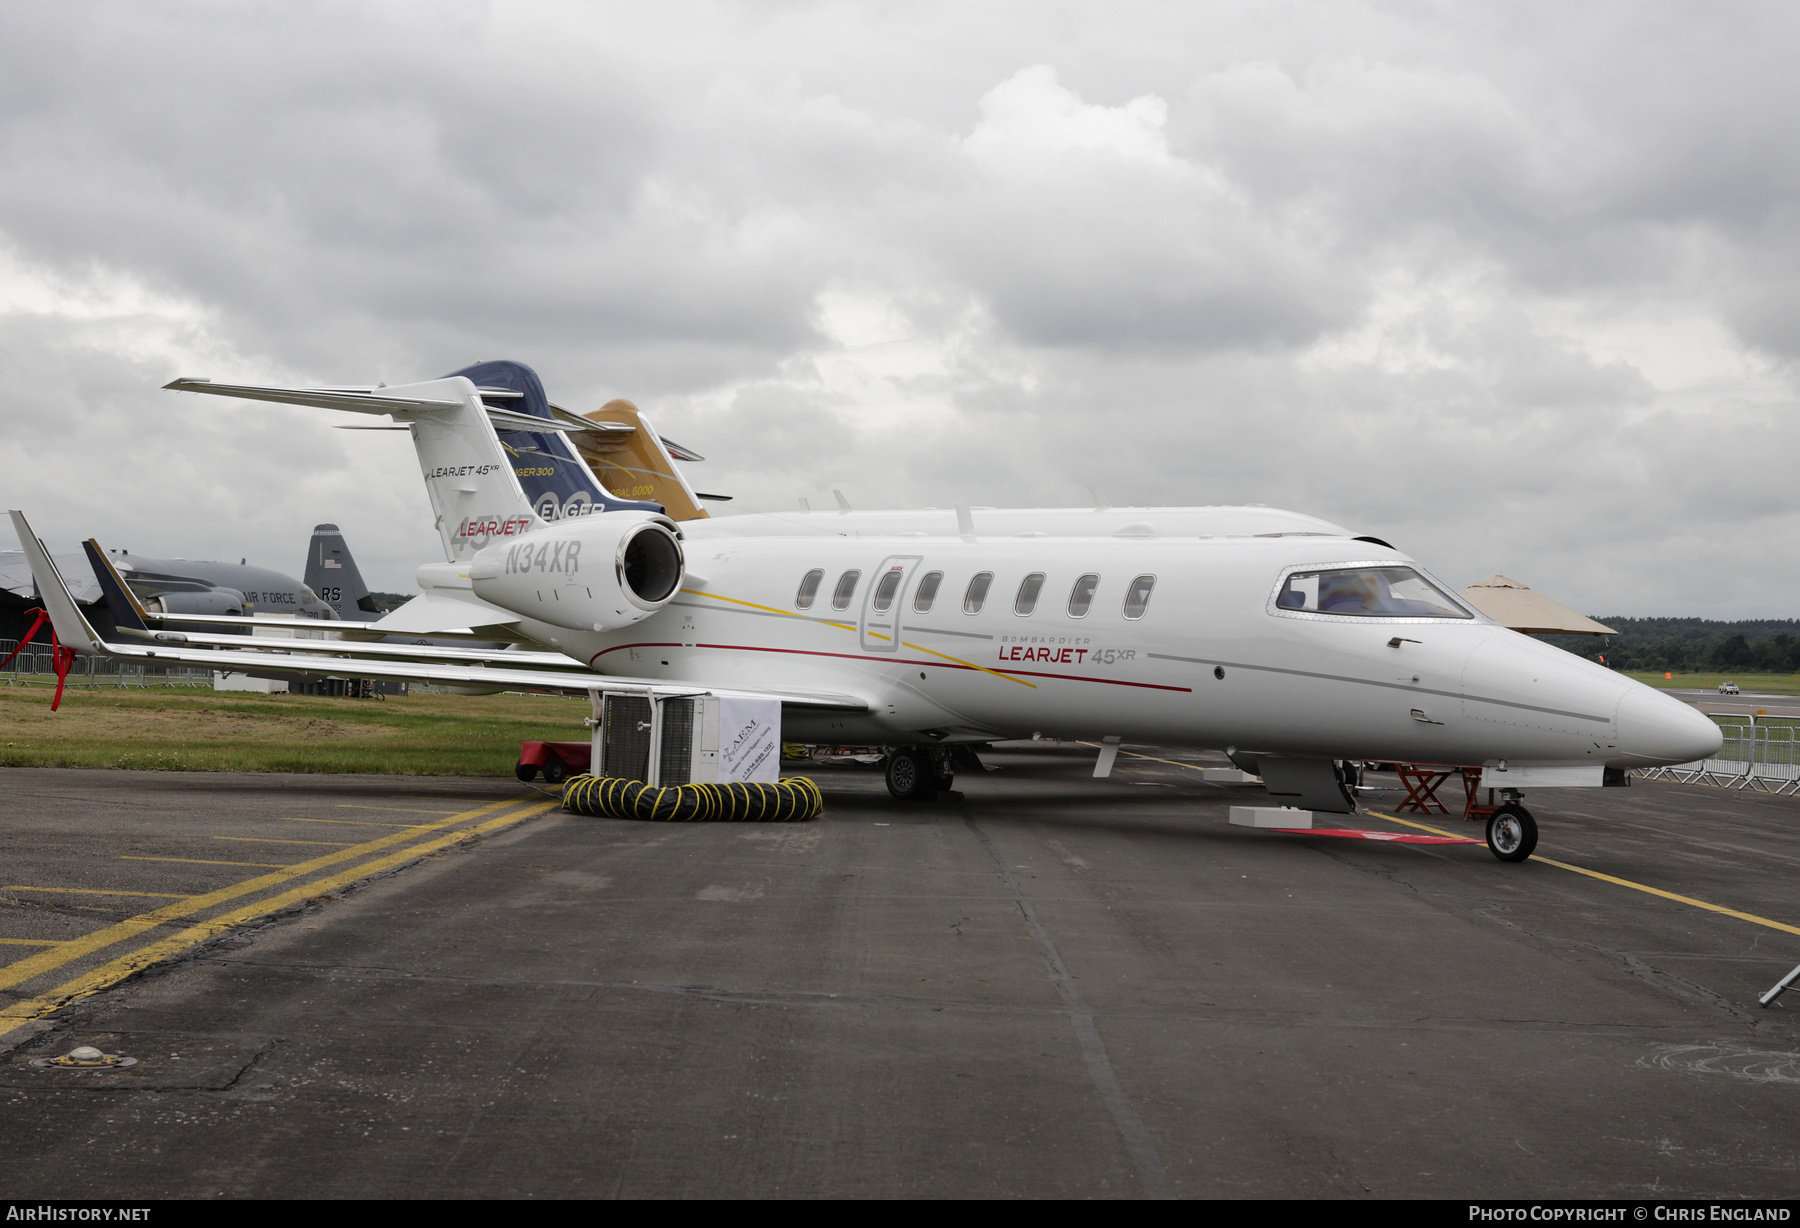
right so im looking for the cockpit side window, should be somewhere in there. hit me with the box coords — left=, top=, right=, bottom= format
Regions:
left=1276, top=567, right=1472, bottom=619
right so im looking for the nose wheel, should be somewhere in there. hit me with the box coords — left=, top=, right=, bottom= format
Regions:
left=1485, top=804, right=1538, bottom=862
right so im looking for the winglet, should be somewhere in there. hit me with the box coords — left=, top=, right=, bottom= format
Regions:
left=8, top=512, right=108, bottom=653
left=82, top=539, right=153, bottom=634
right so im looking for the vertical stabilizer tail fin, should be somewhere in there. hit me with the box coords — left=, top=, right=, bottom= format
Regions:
left=82, top=540, right=151, bottom=634
left=394, top=375, right=540, bottom=562
left=573, top=398, right=710, bottom=521
left=441, top=360, right=667, bottom=530
left=304, top=523, right=376, bottom=622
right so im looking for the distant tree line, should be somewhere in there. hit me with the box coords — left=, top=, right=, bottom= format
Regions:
left=1538, top=618, right=1799, bottom=673
left=366, top=591, right=413, bottom=614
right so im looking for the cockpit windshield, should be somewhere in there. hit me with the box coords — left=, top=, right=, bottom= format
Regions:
left=1275, top=567, right=1473, bottom=619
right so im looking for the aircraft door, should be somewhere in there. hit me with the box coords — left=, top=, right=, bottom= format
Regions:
left=860, top=555, right=922, bottom=653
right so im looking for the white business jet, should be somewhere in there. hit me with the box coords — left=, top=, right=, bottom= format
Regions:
left=8, top=364, right=1721, bottom=863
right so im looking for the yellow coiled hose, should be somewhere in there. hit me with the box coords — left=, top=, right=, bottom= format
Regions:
left=561, top=773, right=823, bottom=822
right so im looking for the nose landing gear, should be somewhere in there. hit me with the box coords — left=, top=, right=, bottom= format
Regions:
left=1485, top=801, right=1538, bottom=862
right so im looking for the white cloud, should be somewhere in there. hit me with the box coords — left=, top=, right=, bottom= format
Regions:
left=0, top=1, right=1796, bottom=615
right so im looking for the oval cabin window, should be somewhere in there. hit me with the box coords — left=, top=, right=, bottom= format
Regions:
left=1122, top=575, right=1156, bottom=620
left=872, top=568, right=903, bottom=612
left=1067, top=574, right=1099, bottom=617
left=832, top=571, right=861, bottom=611
left=963, top=572, right=993, bottom=614
left=795, top=569, right=824, bottom=609
left=1015, top=573, right=1045, bottom=616
left=913, top=571, right=943, bottom=612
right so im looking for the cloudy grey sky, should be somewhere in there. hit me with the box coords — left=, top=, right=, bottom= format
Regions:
left=2, top=1, right=1795, bottom=615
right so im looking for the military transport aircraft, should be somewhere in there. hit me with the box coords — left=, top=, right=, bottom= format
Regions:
left=7, top=362, right=1722, bottom=863
left=0, top=540, right=337, bottom=637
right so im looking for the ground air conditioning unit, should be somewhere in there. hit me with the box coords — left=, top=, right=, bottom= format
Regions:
left=591, top=692, right=781, bottom=786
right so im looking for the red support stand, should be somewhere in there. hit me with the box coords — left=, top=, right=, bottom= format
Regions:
left=1, top=608, right=79, bottom=711
left=1395, top=763, right=1499, bottom=822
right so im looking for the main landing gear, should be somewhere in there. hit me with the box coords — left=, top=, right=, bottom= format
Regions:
left=885, top=747, right=955, bottom=800
left=1484, top=802, right=1538, bottom=863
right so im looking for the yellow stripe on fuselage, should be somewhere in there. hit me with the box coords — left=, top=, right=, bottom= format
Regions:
left=677, top=588, right=1036, bottom=688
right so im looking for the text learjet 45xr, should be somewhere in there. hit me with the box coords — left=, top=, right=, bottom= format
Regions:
left=10, top=364, right=1721, bottom=862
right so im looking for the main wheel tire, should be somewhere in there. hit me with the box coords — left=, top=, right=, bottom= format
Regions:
left=885, top=748, right=933, bottom=800
left=516, top=762, right=539, bottom=783
left=1485, top=804, right=1538, bottom=862
left=543, top=758, right=569, bottom=786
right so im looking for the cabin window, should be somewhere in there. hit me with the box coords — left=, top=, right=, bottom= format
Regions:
left=913, top=571, right=943, bottom=613
left=1122, top=575, right=1156, bottom=620
left=1067, top=574, right=1099, bottom=618
left=1276, top=567, right=1472, bottom=619
left=872, top=568, right=903, bottom=612
left=796, top=569, right=824, bottom=609
left=963, top=572, right=993, bottom=614
left=1015, top=573, right=1045, bottom=616
left=832, top=570, right=861, bottom=611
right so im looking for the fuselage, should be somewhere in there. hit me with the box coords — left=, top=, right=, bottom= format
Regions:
left=475, top=521, right=1722, bottom=769
left=113, top=554, right=337, bottom=620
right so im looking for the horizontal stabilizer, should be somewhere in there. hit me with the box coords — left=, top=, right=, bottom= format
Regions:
left=369, top=591, right=521, bottom=636
left=164, top=378, right=461, bottom=417
left=165, top=377, right=624, bottom=438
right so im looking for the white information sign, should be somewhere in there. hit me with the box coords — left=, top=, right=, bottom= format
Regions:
left=717, top=696, right=781, bottom=783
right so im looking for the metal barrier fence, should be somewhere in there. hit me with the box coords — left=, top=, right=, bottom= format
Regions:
left=0, top=638, right=214, bottom=689
left=1634, top=713, right=1800, bottom=796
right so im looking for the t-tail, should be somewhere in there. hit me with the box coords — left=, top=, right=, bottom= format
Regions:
left=304, top=523, right=378, bottom=622
left=165, top=361, right=663, bottom=563
left=442, top=360, right=666, bottom=532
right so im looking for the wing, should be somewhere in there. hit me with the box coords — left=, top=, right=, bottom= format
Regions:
left=11, top=512, right=866, bottom=713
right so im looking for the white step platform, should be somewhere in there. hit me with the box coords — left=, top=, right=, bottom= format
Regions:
left=1229, top=806, right=1313, bottom=829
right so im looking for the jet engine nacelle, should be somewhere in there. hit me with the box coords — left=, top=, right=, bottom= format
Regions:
left=467, top=511, right=684, bottom=633
left=142, top=588, right=247, bottom=616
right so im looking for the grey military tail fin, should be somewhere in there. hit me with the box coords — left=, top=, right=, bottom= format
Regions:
left=304, top=524, right=377, bottom=622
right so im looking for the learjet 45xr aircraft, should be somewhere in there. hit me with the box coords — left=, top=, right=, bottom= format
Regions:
left=7, top=362, right=1721, bottom=863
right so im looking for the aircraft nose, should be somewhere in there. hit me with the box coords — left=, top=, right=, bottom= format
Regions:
left=1615, top=687, right=1723, bottom=766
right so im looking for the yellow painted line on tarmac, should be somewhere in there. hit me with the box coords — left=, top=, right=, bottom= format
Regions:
left=7, top=887, right=191, bottom=899
left=0, top=800, right=557, bottom=1042
left=1368, top=812, right=1481, bottom=841
left=214, top=836, right=355, bottom=848
left=335, top=804, right=462, bottom=815
left=119, top=856, right=290, bottom=869
left=0, top=938, right=63, bottom=946
left=284, top=817, right=428, bottom=829
left=1366, top=811, right=1800, bottom=940
left=0, top=795, right=525, bottom=996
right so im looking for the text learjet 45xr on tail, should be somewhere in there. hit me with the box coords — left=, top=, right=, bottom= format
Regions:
left=11, top=362, right=1721, bottom=862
